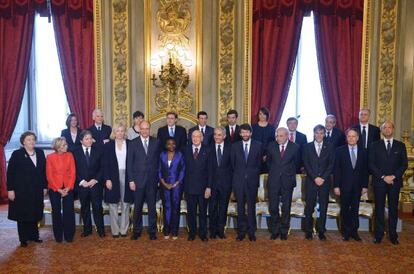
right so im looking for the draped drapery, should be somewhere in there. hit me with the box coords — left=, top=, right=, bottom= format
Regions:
left=252, top=0, right=364, bottom=129
left=0, top=2, right=36, bottom=203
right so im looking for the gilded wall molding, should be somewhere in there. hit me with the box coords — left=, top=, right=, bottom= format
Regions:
left=112, top=0, right=130, bottom=125
left=94, top=0, right=104, bottom=110
left=360, top=0, right=372, bottom=109
left=376, top=0, right=399, bottom=125
left=243, top=0, right=252, bottom=123
left=217, top=0, right=235, bottom=126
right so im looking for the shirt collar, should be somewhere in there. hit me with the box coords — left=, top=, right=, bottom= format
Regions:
left=192, top=144, right=201, bottom=150
left=314, top=140, right=323, bottom=146
left=140, top=136, right=149, bottom=142
left=243, top=139, right=251, bottom=146
left=215, top=142, right=224, bottom=148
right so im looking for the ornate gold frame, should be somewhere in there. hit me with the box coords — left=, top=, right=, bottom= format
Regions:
left=243, top=0, right=252, bottom=123
left=359, top=0, right=371, bottom=109
left=94, top=0, right=103, bottom=110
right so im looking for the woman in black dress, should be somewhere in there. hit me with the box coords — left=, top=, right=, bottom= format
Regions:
left=61, top=113, right=81, bottom=152
left=7, top=131, right=48, bottom=247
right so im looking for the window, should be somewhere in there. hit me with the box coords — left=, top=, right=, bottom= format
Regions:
left=278, top=13, right=327, bottom=139
left=6, top=14, right=70, bottom=150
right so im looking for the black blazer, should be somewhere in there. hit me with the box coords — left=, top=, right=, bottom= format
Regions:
left=184, top=144, right=210, bottom=195
left=208, top=142, right=233, bottom=193
left=88, top=124, right=112, bottom=146
left=324, top=127, right=346, bottom=148
left=7, top=148, right=47, bottom=222
left=225, top=125, right=241, bottom=144
left=103, top=140, right=134, bottom=204
left=188, top=125, right=214, bottom=146
left=231, top=140, right=263, bottom=191
left=72, top=145, right=105, bottom=192
left=368, top=139, right=408, bottom=188
left=126, top=136, right=160, bottom=189
left=334, top=145, right=368, bottom=191
left=302, top=141, right=335, bottom=184
left=294, top=131, right=308, bottom=146
left=351, top=124, right=381, bottom=149
left=266, top=141, right=300, bottom=190
left=61, top=128, right=81, bottom=152
left=157, top=125, right=187, bottom=152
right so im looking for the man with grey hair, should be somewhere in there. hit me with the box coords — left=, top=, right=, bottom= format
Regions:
left=351, top=108, right=380, bottom=149
left=88, top=109, right=112, bottom=146
left=324, top=114, right=345, bottom=148
left=369, top=121, right=408, bottom=245
left=208, top=127, right=233, bottom=239
left=266, top=127, right=300, bottom=240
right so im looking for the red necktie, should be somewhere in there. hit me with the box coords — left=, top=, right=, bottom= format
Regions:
left=289, top=133, right=294, bottom=142
left=280, top=145, right=285, bottom=159
left=230, top=127, right=235, bottom=142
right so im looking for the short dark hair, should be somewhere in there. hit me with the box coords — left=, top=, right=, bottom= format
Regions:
left=345, top=127, right=359, bottom=136
left=239, top=123, right=252, bottom=132
left=79, top=129, right=92, bottom=141
left=133, top=111, right=144, bottom=119
left=227, top=109, right=238, bottom=118
left=257, top=107, right=270, bottom=121
left=313, top=124, right=326, bottom=133
left=286, top=117, right=298, bottom=123
left=20, top=131, right=37, bottom=145
left=166, top=112, right=178, bottom=119
left=165, top=136, right=176, bottom=147
left=65, top=113, right=79, bottom=129
left=197, top=111, right=208, bottom=118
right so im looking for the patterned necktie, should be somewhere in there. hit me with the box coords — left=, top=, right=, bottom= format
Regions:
left=351, top=146, right=357, bottom=169
left=217, top=144, right=222, bottom=166
left=280, top=145, right=285, bottom=159
left=289, top=133, right=294, bottom=142
left=85, top=147, right=90, bottom=167
left=386, top=140, right=391, bottom=156
left=362, top=126, right=367, bottom=148
left=193, top=147, right=199, bottom=159
left=169, top=127, right=174, bottom=137
left=244, top=143, right=249, bottom=162
left=143, top=139, right=148, bottom=154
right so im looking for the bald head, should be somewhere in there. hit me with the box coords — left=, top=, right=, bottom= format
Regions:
left=140, top=120, right=151, bottom=138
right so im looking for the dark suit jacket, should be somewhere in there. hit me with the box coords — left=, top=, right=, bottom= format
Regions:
left=72, top=145, right=104, bottom=192
left=208, top=142, right=233, bottom=193
left=266, top=141, right=300, bottom=190
left=184, top=144, right=210, bottom=195
left=324, top=127, right=346, bottom=148
left=368, top=139, right=408, bottom=188
left=225, top=125, right=241, bottom=144
left=352, top=124, right=381, bottom=149
left=127, top=137, right=160, bottom=189
left=294, top=131, right=308, bottom=146
left=231, top=140, right=263, bottom=191
left=61, top=128, right=81, bottom=152
left=188, top=125, right=214, bottom=146
left=157, top=125, right=187, bottom=152
left=7, top=148, right=47, bottom=222
left=103, top=140, right=134, bottom=204
left=302, top=141, right=335, bottom=184
left=88, top=124, right=112, bottom=146
left=334, top=145, right=368, bottom=191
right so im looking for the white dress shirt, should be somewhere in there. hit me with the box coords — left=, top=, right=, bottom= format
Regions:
left=279, top=141, right=288, bottom=152
left=115, top=140, right=127, bottom=170
left=192, top=144, right=201, bottom=154
left=384, top=138, right=394, bottom=149
left=314, top=141, right=323, bottom=156
left=242, top=139, right=251, bottom=154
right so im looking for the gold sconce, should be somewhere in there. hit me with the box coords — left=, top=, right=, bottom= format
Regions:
left=150, top=43, right=193, bottom=114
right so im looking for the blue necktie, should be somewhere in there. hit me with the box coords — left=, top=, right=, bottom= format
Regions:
left=244, top=143, right=249, bottom=162
left=169, top=127, right=174, bottom=137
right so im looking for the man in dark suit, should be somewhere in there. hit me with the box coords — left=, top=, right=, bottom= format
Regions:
left=324, top=114, right=345, bottom=148
left=88, top=109, right=112, bottom=146
left=303, top=124, right=335, bottom=241
left=369, top=121, right=408, bottom=245
left=231, top=123, right=263, bottom=241
left=127, top=121, right=160, bottom=240
left=157, top=112, right=187, bottom=152
left=286, top=117, right=307, bottom=172
left=266, top=127, right=300, bottom=240
left=73, top=130, right=105, bottom=237
left=352, top=108, right=381, bottom=149
left=208, top=127, right=233, bottom=239
left=334, top=128, right=368, bottom=241
left=188, top=111, right=214, bottom=146
left=225, top=109, right=241, bottom=144
left=184, top=130, right=211, bottom=241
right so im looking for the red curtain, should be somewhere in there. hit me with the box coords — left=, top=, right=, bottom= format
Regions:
left=313, top=0, right=364, bottom=129
left=52, top=0, right=95, bottom=129
left=252, top=0, right=304, bottom=125
left=0, top=3, right=35, bottom=203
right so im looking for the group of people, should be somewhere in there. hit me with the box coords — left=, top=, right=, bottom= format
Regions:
left=6, top=108, right=408, bottom=247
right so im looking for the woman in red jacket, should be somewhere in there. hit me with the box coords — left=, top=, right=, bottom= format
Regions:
left=46, top=137, right=76, bottom=243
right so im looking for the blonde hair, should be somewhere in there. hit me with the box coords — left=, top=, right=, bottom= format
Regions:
left=110, top=122, right=127, bottom=139
left=52, top=137, right=68, bottom=152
